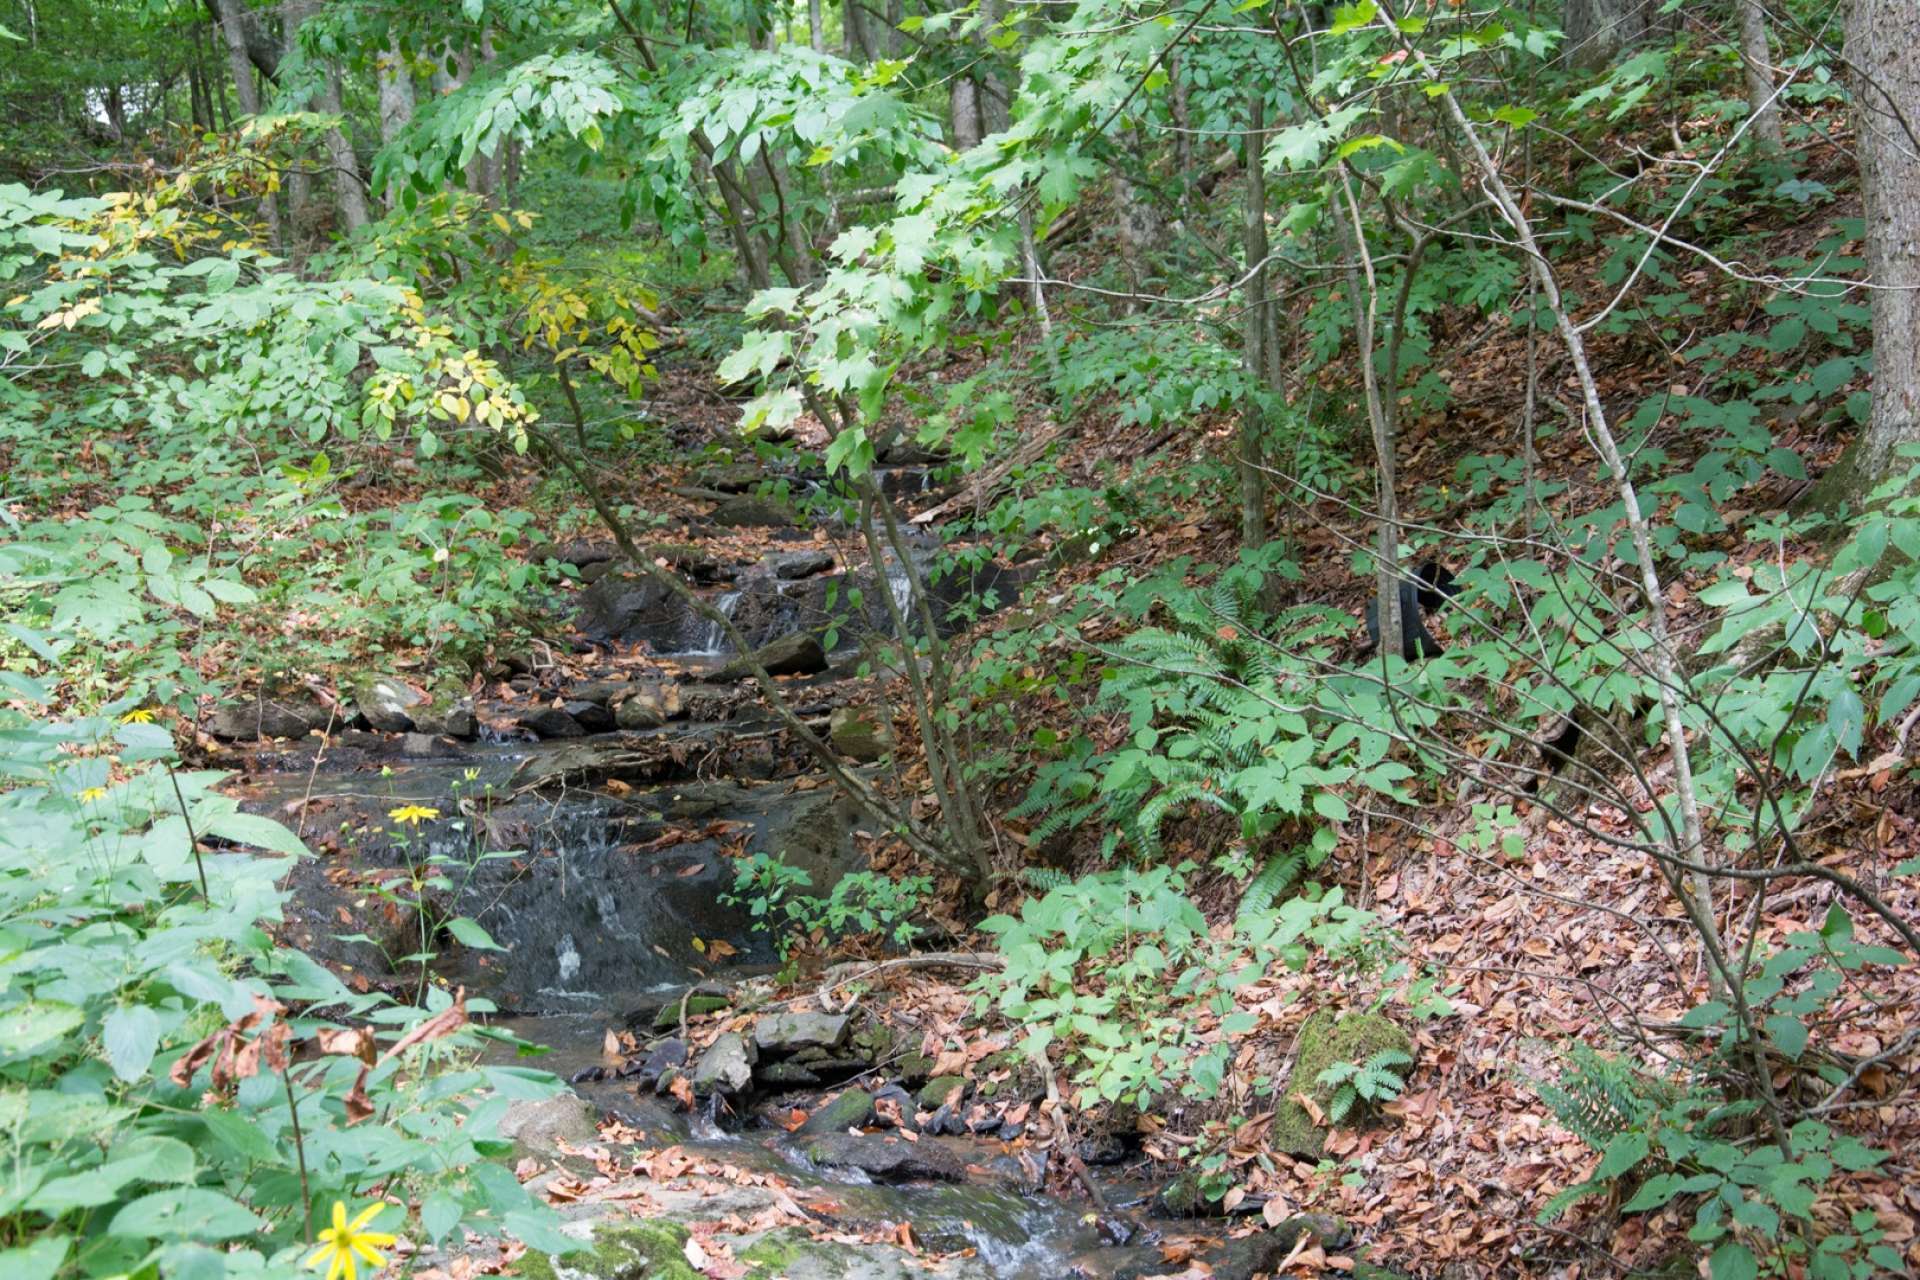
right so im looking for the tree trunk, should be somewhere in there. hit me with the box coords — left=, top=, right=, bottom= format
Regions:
left=948, top=76, right=981, bottom=150
left=1561, top=0, right=1663, bottom=70
left=1804, top=0, right=1920, bottom=506
left=1735, top=0, right=1783, bottom=150
left=376, top=41, right=415, bottom=209
left=809, top=0, right=825, bottom=52
left=210, top=0, right=280, bottom=242
left=843, top=0, right=873, bottom=60
left=312, top=68, right=370, bottom=232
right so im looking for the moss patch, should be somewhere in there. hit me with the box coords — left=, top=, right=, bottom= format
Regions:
left=512, top=1221, right=699, bottom=1280
left=737, top=1229, right=853, bottom=1279
left=1271, top=1011, right=1414, bottom=1158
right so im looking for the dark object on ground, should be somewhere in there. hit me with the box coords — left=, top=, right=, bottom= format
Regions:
left=1360, top=561, right=1460, bottom=660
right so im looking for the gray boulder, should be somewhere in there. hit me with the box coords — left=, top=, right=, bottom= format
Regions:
left=519, top=705, right=586, bottom=739
left=691, top=1033, right=757, bottom=1095
left=797, top=1089, right=874, bottom=1135
left=613, top=683, right=683, bottom=729
left=711, top=495, right=796, bottom=527
left=206, top=695, right=332, bottom=741
left=829, top=706, right=894, bottom=762
left=412, top=698, right=477, bottom=739
left=773, top=550, right=836, bottom=580
left=353, top=675, right=426, bottom=733
left=753, top=1012, right=850, bottom=1056
left=713, top=633, right=826, bottom=682
left=497, top=1095, right=601, bottom=1160
left=575, top=570, right=674, bottom=644
left=799, top=1133, right=965, bottom=1183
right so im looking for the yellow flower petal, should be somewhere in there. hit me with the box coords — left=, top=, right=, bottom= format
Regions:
left=348, top=1203, right=386, bottom=1233
left=332, top=1201, right=350, bottom=1234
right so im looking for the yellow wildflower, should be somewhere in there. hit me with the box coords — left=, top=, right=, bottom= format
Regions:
left=78, top=786, right=109, bottom=803
left=120, top=708, right=157, bottom=723
left=387, top=804, right=441, bottom=826
left=304, top=1200, right=398, bottom=1280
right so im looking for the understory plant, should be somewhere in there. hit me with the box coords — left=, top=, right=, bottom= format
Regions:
left=0, top=647, right=572, bottom=1280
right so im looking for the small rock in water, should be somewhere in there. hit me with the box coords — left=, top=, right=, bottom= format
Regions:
left=565, top=699, right=615, bottom=732
left=626, top=1038, right=687, bottom=1084
left=772, top=550, right=835, bottom=580
left=518, top=705, right=585, bottom=739
left=753, top=1012, right=850, bottom=1056
left=797, top=1088, right=874, bottom=1135
left=650, top=994, right=730, bottom=1029
left=497, top=1095, right=600, bottom=1159
left=401, top=732, right=441, bottom=757
left=412, top=698, right=477, bottom=739
left=755, top=1060, right=822, bottom=1087
left=711, top=494, right=797, bottom=527
left=691, top=1032, right=757, bottom=1095
left=799, top=1133, right=966, bottom=1183
left=353, top=674, right=426, bottom=733
left=614, top=683, right=682, bottom=729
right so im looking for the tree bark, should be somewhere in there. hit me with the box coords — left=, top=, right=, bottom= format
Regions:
left=376, top=40, right=415, bottom=209
left=1735, top=0, right=1783, bottom=150
left=312, top=68, right=370, bottom=232
left=809, top=0, right=825, bottom=52
left=203, top=0, right=279, bottom=84
left=1560, top=0, right=1663, bottom=70
left=210, top=0, right=281, bottom=243
left=948, top=75, right=982, bottom=150
left=1803, top=0, right=1920, bottom=507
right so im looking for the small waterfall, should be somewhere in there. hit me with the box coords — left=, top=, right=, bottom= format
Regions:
left=696, top=591, right=742, bottom=654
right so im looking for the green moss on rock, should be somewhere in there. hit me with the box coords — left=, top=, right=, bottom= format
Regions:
left=737, top=1229, right=852, bottom=1279
left=653, top=995, right=730, bottom=1029
left=512, top=1221, right=699, bottom=1280
left=1271, top=1010, right=1413, bottom=1158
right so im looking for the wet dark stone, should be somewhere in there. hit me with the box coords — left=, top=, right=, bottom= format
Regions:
left=518, top=706, right=585, bottom=739
left=574, top=570, right=675, bottom=645
left=206, top=695, right=332, bottom=741
left=711, top=495, right=797, bottom=527
left=772, top=550, right=836, bottom=580
left=565, top=700, right=615, bottom=732
left=799, top=1133, right=966, bottom=1183
left=796, top=1088, right=874, bottom=1135
left=713, top=633, right=826, bottom=682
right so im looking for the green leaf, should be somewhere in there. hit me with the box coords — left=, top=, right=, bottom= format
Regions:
left=1596, top=1130, right=1650, bottom=1180
left=109, top=1189, right=262, bottom=1241
left=446, top=916, right=506, bottom=951
left=0, top=1238, right=69, bottom=1280
left=1708, top=1242, right=1758, bottom=1280
left=103, top=1005, right=162, bottom=1081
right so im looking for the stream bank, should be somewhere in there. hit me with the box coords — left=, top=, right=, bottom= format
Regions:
left=208, top=482, right=1402, bottom=1280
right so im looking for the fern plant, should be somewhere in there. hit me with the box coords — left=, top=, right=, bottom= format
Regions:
left=1316, top=1048, right=1413, bottom=1123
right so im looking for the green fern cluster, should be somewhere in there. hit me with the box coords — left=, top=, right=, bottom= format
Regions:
left=1317, top=1048, right=1413, bottom=1122
left=1532, top=1042, right=1678, bottom=1152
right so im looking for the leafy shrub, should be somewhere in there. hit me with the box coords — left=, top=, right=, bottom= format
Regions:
left=724, top=854, right=931, bottom=957
left=0, top=645, right=570, bottom=1278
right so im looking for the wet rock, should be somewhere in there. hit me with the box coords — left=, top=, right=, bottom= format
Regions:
left=711, top=494, right=797, bottom=527
left=829, top=706, right=895, bottom=762
left=753, top=789, right=866, bottom=901
left=925, top=1103, right=966, bottom=1136
left=353, top=674, right=426, bottom=733
left=870, top=1083, right=917, bottom=1129
left=401, top=732, right=442, bottom=757
left=519, top=705, right=586, bottom=739
left=753, top=1012, right=850, bottom=1056
left=661, top=782, right=749, bottom=819
left=630, top=1038, right=687, bottom=1083
left=498, top=1094, right=600, bottom=1160
left=797, top=1088, right=874, bottom=1135
left=713, top=632, right=826, bottom=681
left=756, top=1060, right=822, bottom=1087
left=773, top=550, right=836, bottom=580
left=566, top=700, right=615, bottom=733
left=412, top=698, right=477, bottom=739
left=799, top=1133, right=965, bottom=1183
left=613, top=683, right=683, bottom=730
left=691, top=1032, right=756, bottom=1095
left=206, top=694, right=332, bottom=741
left=575, top=569, right=674, bottom=645
left=918, top=1076, right=966, bottom=1110
left=1076, top=1132, right=1128, bottom=1166
left=677, top=684, right=739, bottom=722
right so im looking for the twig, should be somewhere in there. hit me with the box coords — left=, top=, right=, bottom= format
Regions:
left=283, top=1064, right=313, bottom=1243
left=165, top=762, right=209, bottom=901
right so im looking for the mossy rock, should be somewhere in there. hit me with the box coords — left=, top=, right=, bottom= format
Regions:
left=512, top=1221, right=699, bottom=1280
left=1270, top=1010, right=1414, bottom=1158
left=737, top=1228, right=855, bottom=1279
left=893, top=1051, right=934, bottom=1085
left=917, top=1075, right=965, bottom=1109
left=652, top=995, right=729, bottom=1029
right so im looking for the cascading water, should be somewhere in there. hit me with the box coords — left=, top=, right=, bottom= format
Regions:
left=695, top=590, right=743, bottom=654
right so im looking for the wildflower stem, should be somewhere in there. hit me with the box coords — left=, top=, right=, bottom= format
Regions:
left=284, top=1064, right=313, bottom=1244
left=165, top=762, right=209, bottom=901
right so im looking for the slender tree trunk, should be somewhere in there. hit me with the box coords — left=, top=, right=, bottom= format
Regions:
left=376, top=40, right=415, bottom=209
left=1238, top=92, right=1270, bottom=547
left=948, top=76, right=981, bottom=150
left=210, top=0, right=281, bottom=243
left=1561, top=0, right=1661, bottom=70
left=809, top=0, right=825, bottom=51
left=1735, top=0, right=1783, bottom=150
left=312, top=68, right=370, bottom=233
left=1169, top=49, right=1193, bottom=181
left=843, top=0, right=873, bottom=60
